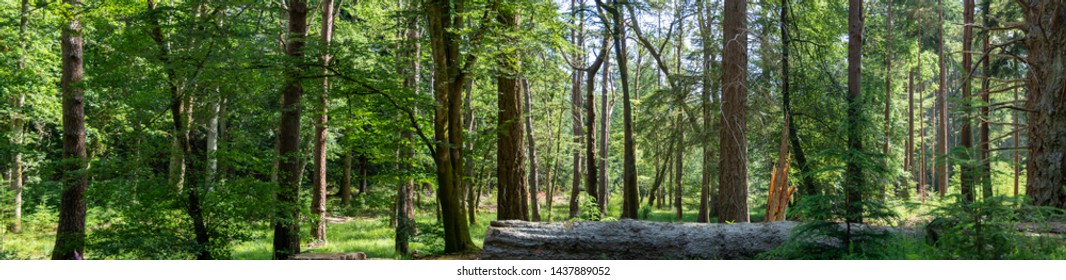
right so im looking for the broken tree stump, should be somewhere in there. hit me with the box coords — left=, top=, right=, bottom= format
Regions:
left=482, top=220, right=799, bottom=260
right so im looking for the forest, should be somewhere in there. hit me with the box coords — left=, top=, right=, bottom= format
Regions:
left=0, top=0, right=1064, bottom=260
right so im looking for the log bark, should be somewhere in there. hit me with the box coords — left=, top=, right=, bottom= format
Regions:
left=483, top=220, right=798, bottom=260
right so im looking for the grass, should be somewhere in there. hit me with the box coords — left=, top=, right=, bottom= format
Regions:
left=3, top=187, right=1062, bottom=260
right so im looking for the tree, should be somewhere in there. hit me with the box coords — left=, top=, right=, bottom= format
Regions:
left=696, top=0, right=716, bottom=223
left=882, top=0, right=893, bottom=200
left=52, top=0, right=88, bottom=260
left=8, top=0, right=30, bottom=234
left=396, top=0, right=420, bottom=255
left=844, top=0, right=864, bottom=224
left=496, top=3, right=530, bottom=221
left=1020, top=0, right=1066, bottom=209
left=959, top=0, right=975, bottom=202
left=595, top=0, right=636, bottom=219
left=718, top=0, right=748, bottom=223
left=935, top=0, right=947, bottom=198
left=311, top=0, right=336, bottom=244
left=567, top=0, right=586, bottom=220
left=273, top=0, right=309, bottom=260
left=425, top=0, right=480, bottom=253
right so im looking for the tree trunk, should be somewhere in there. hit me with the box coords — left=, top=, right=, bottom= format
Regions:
left=359, top=155, right=368, bottom=194
left=310, top=0, right=335, bottom=245
left=1013, top=88, right=1020, bottom=197
left=525, top=80, right=542, bottom=221
left=52, top=0, right=88, bottom=260
left=585, top=41, right=604, bottom=209
left=882, top=0, right=893, bottom=201
left=1020, top=0, right=1066, bottom=209
left=568, top=0, right=586, bottom=220
left=845, top=0, right=865, bottom=224
left=342, top=151, right=352, bottom=205
left=426, top=0, right=478, bottom=253
left=599, top=55, right=611, bottom=218
left=273, top=0, right=308, bottom=260
left=920, top=81, right=927, bottom=199
left=979, top=0, right=992, bottom=199
left=483, top=220, right=799, bottom=260
left=718, top=0, right=749, bottom=223
left=610, top=0, right=638, bottom=220
left=396, top=0, right=419, bottom=255
left=936, top=0, right=948, bottom=199
left=697, top=0, right=714, bottom=223
left=674, top=115, right=684, bottom=221
left=9, top=0, right=29, bottom=234
left=906, top=70, right=914, bottom=200
left=959, top=0, right=976, bottom=202
left=496, top=6, right=529, bottom=221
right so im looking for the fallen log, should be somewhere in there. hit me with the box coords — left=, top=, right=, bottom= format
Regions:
left=292, top=252, right=367, bottom=260
left=482, top=220, right=799, bottom=260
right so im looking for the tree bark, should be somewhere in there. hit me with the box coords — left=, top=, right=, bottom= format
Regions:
left=342, top=151, right=352, bottom=205
left=936, top=0, right=948, bottom=199
left=311, top=0, right=336, bottom=245
left=960, top=0, right=975, bottom=203
left=273, top=0, right=308, bottom=260
left=568, top=0, right=587, bottom=220
left=584, top=36, right=610, bottom=215
left=483, top=220, right=799, bottom=260
left=605, top=0, right=635, bottom=220
left=10, top=0, right=29, bottom=234
left=1020, top=0, right=1066, bottom=209
left=52, top=0, right=88, bottom=260
left=674, top=115, right=684, bottom=221
left=396, top=0, right=420, bottom=255
left=979, top=0, right=992, bottom=199
left=599, top=55, right=611, bottom=218
left=845, top=0, right=865, bottom=224
left=496, top=6, right=530, bottom=221
left=718, top=0, right=749, bottom=223
left=426, top=0, right=478, bottom=253
left=882, top=0, right=893, bottom=201
left=697, top=0, right=714, bottom=223
left=906, top=70, right=914, bottom=200
left=525, top=79, right=542, bottom=221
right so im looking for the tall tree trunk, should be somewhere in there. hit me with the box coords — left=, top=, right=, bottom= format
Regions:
left=148, top=0, right=187, bottom=194
left=920, top=81, right=927, bottom=200
left=525, top=80, right=542, bottom=221
left=187, top=111, right=212, bottom=260
left=10, top=0, right=30, bottom=234
left=273, top=0, right=308, bottom=260
left=496, top=6, right=530, bottom=221
left=52, top=0, right=88, bottom=260
left=206, top=88, right=220, bottom=192
left=598, top=0, right=638, bottom=220
left=426, top=0, right=477, bottom=253
left=697, top=0, right=714, bottom=223
left=907, top=70, right=914, bottom=200
left=584, top=36, right=610, bottom=215
left=586, top=42, right=603, bottom=209
left=674, top=115, right=684, bottom=221
left=1020, top=0, right=1066, bottom=209
left=718, top=0, right=749, bottom=223
left=396, top=0, right=420, bottom=255
left=1013, top=87, right=1020, bottom=197
left=936, top=0, right=948, bottom=199
left=599, top=57, right=611, bottom=218
left=979, top=0, right=992, bottom=199
left=845, top=0, right=865, bottom=224
left=882, top=0, right=893, bottom=201
left=960, top=0, right=976, bottom=203
left=311, top=0, right=335, bottom=245
left=568, top=0, right=586, bottom=220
